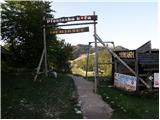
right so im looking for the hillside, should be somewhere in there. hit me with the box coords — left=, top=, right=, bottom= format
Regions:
left=71, top=50, right=112, bottom=76
left=72, top=44, right=93, bottom=59
left=72, top=44, right=128, bottom=59
left=71, top=44, right=128, bottom=76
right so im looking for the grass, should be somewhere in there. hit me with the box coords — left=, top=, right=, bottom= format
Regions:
left=71, top=66, right=94, bottom=77
left=1, top=68, right=82, bottom=119
left=88, top=76, right=159, bottom=119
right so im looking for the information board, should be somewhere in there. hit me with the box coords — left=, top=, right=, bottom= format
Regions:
left=154, top=73, right=159, bottom=88
left=49, top=27, right=89, bottom=35
left=114, top=73, right=137, bottom=91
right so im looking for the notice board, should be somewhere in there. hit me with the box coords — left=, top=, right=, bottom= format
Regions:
left=114, top=73, right=137, bottom=91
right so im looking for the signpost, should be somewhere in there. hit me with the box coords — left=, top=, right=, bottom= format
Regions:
left=49, top=27, right=89, bottom=35
left=46, top=15, right=97, bottom=24
left=117, top=51, right=135, bottom=59
left=114, top=73, right=137, bottom=91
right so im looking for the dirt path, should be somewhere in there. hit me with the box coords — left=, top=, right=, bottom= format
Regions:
left=68, top=75, right=113, bottom=119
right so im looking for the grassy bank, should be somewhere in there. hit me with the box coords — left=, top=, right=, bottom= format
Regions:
left=1, top=68, right=82, bottom=119
left=88, top=76, right=159, bottom=119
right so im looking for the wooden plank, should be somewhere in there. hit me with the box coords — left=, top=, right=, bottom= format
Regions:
left=50, top=27, right=89, bottom=35
left=139, top=74, right=147, bottom=77
left=143, top=68, right=159, bottom=71
left=137, top=41, right=151, bottom=53
left=138, top=52, right=159, bottom=65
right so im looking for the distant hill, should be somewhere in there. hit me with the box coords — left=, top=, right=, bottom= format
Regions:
left=72, top=44, right=128, bottom=59
left=71, top=48, right=112, bottom=76
left=72, top=44, right=91, bottom=59
left=114, top=45, right=129, bottom=51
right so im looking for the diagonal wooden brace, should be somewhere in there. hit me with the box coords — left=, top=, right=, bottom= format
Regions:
left=34, top=49, right=45, bottom=82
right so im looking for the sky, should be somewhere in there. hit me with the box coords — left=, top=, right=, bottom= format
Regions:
left=0, top=0, right=159, bottom=49
left=51, top=0, right=159, bottom=49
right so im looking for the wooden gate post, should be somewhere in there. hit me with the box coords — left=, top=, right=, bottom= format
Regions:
left=85, top=42, right=91, bottom=80
left=135, top=50, right=139, bottom=92
left=93, top=11, right=98, bottom=93
left=43, top=16, right=48, bottom=76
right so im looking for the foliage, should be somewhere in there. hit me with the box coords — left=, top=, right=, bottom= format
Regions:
left=1, top=1, right=53, bottom=67
left=48, top=38, right=73, bottom=73
left=73, top=50, right=112, bottom=76
left=1, top=1, right=73, bottom=73
left=96, top=77, right=159, bottom=119
left=1, top=61, right=14, bottom=76
left=1, top=69, right=82, bottom=118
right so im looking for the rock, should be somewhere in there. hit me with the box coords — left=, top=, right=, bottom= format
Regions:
left=76, top=110, right=82, bottom=114
left=106, top=96, right=110, bottom=99
left=145, top=110, right=149, bottom=113
left=123, top=109, right=127, bottom=112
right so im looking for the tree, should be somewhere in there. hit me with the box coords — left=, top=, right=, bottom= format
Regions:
left=1, top=1, right=73, bottom=73
left=48, top=38, right=73, bottom=73
left=1, top=1, right=53, bottom=67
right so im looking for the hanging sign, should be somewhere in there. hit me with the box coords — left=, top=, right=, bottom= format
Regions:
left=47, top=15, right=97, bottom=24
left=116, top=51, right=135, bottom=59
left=49, top=27, right=89, bottom=35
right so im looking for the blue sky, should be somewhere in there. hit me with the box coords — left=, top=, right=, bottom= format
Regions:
left=51, top=1, right=158, bottom=49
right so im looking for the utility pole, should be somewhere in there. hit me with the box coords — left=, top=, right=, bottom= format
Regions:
left=43, top=16, right=48, bottom=76
left=93, top=11, right=98, bottom=93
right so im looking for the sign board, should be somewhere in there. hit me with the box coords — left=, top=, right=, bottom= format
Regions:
left=49, top=27, right=89, bottom=35
left=116, top=51, right=135, bottom=59
left=137, top=41, right=151, bottom=53
left=47, top=15, right=97, bottom=24
left=114, top=73, right=137, bottom=91
left=154, top=73, right=159, bottom=88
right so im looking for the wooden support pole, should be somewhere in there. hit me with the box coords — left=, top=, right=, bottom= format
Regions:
left=113, top=60, right=117, bottom=84
left=135, top=50, right=139, bottom=92
left=85, top=42, right=91, bottom=79
left=93, top=11, right=98, bottom=93
left=43, top=16, right=48, bottom=77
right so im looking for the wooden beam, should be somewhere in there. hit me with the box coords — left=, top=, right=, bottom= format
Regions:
left=47, top=22, right=97, bottom=28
